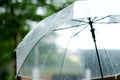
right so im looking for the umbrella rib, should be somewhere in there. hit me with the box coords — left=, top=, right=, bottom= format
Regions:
left=59, top=38, right=72, bottom=80
left=59, top=26, right=82, bottom=80
left=103, top=49, right=116, bottom=75
left=110, top=16, right=120, bottom=23
left=94, top=15, right=111, bottom=23
left=17, top=34, right=47, bottom=76
left=71, top=25, right=89, bottom=38
left=110, top=15, right=119, bottom=20
left=72, top=19, right=88, bottom=23
left=94, top=22, right=120, bottom=24
left=92, top=17, right=97, bottom=22
left=94, top=15, right=120, bottom=24
left=95, top=30, right=117, bottom=77
left=53, top=25, right=80, bottom=31
left=53, top=23, right=87, bottom=31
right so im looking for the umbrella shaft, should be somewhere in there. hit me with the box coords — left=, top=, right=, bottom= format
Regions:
left=94, top=41, right=104, bottom=80
left=88, top=17, right=104, bottom=80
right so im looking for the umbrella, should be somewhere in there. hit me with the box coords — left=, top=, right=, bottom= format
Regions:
left=15, top=0, right=120, bottom=80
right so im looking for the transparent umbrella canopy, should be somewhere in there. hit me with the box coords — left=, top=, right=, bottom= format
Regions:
left=15, top=0, right=120, bottom=80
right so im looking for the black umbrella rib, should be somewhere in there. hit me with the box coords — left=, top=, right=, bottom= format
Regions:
left=94, top=22, right=120, bottom=24
left=53, top=23, right=87, bottom=31
left=94, top=15, right=111, bottom=22
left=72, top=19, right=88, bottom=23
left=94, top=15, right=120, bottom=24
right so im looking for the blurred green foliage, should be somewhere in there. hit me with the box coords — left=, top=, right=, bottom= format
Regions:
left=0, top=0, right=75, bottom=80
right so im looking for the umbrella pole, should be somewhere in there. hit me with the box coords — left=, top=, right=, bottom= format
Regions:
left=88, top=17, right=104, bottom=80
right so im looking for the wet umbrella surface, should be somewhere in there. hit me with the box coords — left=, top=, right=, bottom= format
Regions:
left=15, top=0, right=120, bottom=80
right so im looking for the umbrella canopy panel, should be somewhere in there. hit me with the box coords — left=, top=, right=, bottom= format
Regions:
left=15, top=3, right=80, bottom=75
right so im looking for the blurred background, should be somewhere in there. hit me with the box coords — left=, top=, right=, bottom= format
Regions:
left=0, top=0, right=75, bottom=80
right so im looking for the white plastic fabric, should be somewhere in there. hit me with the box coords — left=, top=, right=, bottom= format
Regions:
left=15, top=0, right=120, bottom=79
left=73, top=0, right=120, bottom=19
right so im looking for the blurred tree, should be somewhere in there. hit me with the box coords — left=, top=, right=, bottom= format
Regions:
left=0, top=0, right=75, bottom=80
